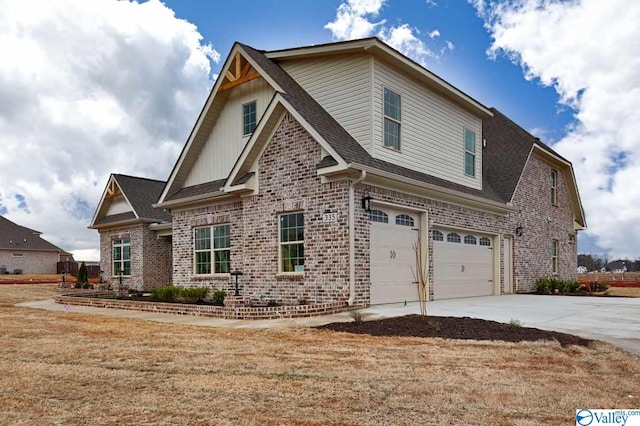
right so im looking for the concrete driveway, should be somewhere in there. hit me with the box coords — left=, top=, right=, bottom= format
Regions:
left=362, top=295, right=640, bottom=354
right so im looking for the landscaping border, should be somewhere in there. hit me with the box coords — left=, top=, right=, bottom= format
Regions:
left=55, top=291, right=349, bottom=320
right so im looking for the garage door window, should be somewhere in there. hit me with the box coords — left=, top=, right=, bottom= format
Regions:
left=395, top=214, right=414, bottom=227
left=464, top=235, right=477, bottom=245
left=479, top=237, right=491, bottom=246
left=369, top=210, right=389, bottom=223
left=447, top=232, right=461, bottom=243
left=432, top=230, right=443, bottom=241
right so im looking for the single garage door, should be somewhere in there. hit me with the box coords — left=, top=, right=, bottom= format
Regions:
left=370, top=208, right=419, bottom=305
left=433, top=229, right=494, bottom=299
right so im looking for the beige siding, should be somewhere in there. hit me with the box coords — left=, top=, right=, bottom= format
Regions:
left=373, top=58, right=483, bottom=190
left=185, top=78, right=275, bottom=186
left=281, top=53, right=372, bottom=152
left=105, top=197, right=132, bottom=216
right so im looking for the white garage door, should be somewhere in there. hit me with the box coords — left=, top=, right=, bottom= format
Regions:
left=370, top=209, right=419, bottom=305
left=433, top=229, right=494, bottom=299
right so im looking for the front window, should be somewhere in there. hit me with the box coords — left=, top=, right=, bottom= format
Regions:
left=551, top=170, right=558, bottom=205
left=464, top=129, right=476, bottom=177
left=112, top=238, right=131, bottom=276
left=243, top=101, right=257, bottom=136
left=194, top=225, right=230, bottom=275
left=383, top=88, right=401, bottom=150
left=280, top=213, right=304, bottom=273
left=552, top=239, right=559, bottom=273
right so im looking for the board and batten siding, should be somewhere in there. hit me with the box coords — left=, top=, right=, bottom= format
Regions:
left=184, top=77, right=275, bottom=187
left=105, top=197, right=132, bottom=216
left=280, top=53, right=373, bottom=153
left=372, top=58, right=483, bottom=190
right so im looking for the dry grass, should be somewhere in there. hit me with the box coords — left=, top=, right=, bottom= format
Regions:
left=607, top=287, right=640, bottom=297
left=0, top=274, right=62, bottom=282
left=1, top=285, right=639, bottom=425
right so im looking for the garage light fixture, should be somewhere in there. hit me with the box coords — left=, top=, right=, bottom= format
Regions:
left=515, top=226, right=523, bottom=237
left=361, top=195, right=373, bottom=212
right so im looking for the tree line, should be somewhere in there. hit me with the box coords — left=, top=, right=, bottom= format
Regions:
left=577, top=254, right=640, bottom=272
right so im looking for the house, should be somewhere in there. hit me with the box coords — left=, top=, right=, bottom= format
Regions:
left=90, top=38, right=585, bottom=307
left=89, top=174, right=172, bottom=289
left=0, top=215, right=68, bottom=274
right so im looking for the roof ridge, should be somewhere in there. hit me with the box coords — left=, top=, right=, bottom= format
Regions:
left=113, top=173, right=166, bottom=184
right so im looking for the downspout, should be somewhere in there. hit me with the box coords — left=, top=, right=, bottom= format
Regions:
left=347, top=170, right=366, bottom=306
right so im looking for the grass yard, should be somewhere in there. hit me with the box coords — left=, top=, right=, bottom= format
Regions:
left=607, top=287, right=640, bottom=297
left=1, top=285, right=638, bottom=425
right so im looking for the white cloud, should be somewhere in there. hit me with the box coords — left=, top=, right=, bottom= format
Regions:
left=0, top=0, right=217, bottom=261
left=325, top=0, right=449, bottom=65
left=472, top=0, right=640, bottom=258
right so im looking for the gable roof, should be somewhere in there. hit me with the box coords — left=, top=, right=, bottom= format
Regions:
left=0, top=215, right=64, bottom=252
left=483, top=108, right=586, bottom=227
left=90, top=174, right=170, bottom=228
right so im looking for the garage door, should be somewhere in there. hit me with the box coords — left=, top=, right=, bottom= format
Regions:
left=370, top=208, right=419, bottom=305
left=433, top=229, right=494, bottom=299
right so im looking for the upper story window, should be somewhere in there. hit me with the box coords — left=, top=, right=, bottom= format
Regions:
left=464, top=129, right=476, bottom=177
left=395, top=214, right=414, bottom=227
left=551, top=170, right=558, bottom=205
left=280, top=213, right=304, bottom=273
left=112, top=238, right=131, bottom=276
left=383, top=88, right=401, bottom=150
left=243, top=101, right=257, bottom=136
left=194, top=225, right=231, bottom=275
left=369, top=209, right=389, bottom=223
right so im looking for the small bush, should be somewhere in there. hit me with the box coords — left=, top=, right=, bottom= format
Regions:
left=180, top=287, right=209, bottom=303
left=267, top=300, right=280, bottom=307
left=77, top=261, right=88, bottom=284
left=298, top=298, right=308, bottom=305
left=212, top=290, right=227, bottom=306
left=508, top=318, right=523, bottom=328
left=151, top=286, right=182, bottom=303
left=81, top=282, right=91, bottom=289
left=535, top=277, right=550, bottom=294
left=350, top=311, right=363, bottom=325
left=74, top=282, right=83, bottom=289
left=565, top=280, right=580, bottom=293
left=597, top=283, right=609, bottom=292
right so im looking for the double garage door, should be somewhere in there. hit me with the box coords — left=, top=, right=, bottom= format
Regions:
left=369, top=209, right=494, bottom=304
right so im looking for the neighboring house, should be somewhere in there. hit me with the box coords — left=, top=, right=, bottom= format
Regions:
left=0, top=215, right=67, bottom=274
left=89, top=174, right=172, bottom=290
left=91, top=38, right=585, bottom=306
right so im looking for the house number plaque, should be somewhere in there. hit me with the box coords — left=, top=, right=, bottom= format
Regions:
left=322, top=212, right=338, bottom=223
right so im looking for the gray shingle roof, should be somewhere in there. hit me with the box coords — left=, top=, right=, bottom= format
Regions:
left=165, top=178, right=226, bottom=201
left=0, top=215, right=64, bottom=252
left=92, top=211, right=137, bottom=227
left=112, top=174, right=171, bottom=222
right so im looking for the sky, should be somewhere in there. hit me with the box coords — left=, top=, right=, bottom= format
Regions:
left=0, top=0, right=638, bottom=262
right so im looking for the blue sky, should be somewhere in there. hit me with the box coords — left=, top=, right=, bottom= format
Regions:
left=1, top=0, right=637, bottom=260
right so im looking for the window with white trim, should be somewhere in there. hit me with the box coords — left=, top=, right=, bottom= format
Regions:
left=479, top=237, right=491, bottom=246
left=464, top=129, right=476, bottom=177
left=447, top=232, right=461, bottom=243
left=395, top=214, right=414, bottom=227
left=112, top=238, right=131, bottom=276
left=369, top=209, right=389, bottom=223
left=194, top=225, right=231, bottom=275
left=551, top=170, right=558, bottom=205
left=280, top=213, right=304, bottom=273
left=464, top=235, right=477, bottom=245
left=432, top=230, right=443, bottom=241
left=383, top=88, right=401, bottom=150
left=243, top=101, right=257, bottom=136
left=552, top=239, right=559, bottom=273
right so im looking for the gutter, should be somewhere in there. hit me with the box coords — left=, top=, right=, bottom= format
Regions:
left=347, top=170, right=367, bottom=306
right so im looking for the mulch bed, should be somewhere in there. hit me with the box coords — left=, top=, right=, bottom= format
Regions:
left=319, top=315, right=592, bottom=348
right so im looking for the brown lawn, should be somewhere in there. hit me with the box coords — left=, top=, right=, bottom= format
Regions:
left=1, top=285, right=638, bottom=425
left=607, top=287, right=640, bottom=297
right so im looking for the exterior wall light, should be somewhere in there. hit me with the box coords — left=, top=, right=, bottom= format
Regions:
left=230, top=269, right=243, bottom=296
left=515, top=226, right=523, bottom=236
left=361, top=195, right=373, bottom=212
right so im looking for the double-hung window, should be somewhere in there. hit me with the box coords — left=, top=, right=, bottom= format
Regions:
left=464, top=129, right=476, bottom=177
left=194, top=225, right=231, bottom=275
left=552, top=239, right=559, bottom=273
left=280, top=212, right=304, bottom=273
left=551, top=170, right=558, bottom=205
left=383, top=88, right=401, bottom=150
left=243, top=101, right=257, bottom=136
left=112, top=238, right=131, bottom=276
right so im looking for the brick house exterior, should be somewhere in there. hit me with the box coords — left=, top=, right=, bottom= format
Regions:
left=91, top=38, right=585, bottom=307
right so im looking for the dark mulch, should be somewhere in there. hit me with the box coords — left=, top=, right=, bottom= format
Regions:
left=319, top=315, right=592, bottom=348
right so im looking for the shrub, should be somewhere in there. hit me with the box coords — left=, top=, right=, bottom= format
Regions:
left=508, top=318, right=523, bottom=328
left=77, top=261, right=88, bottom=284
left=212, top=290, right=227, bottom=306
left=298, top=298, right=308, bottom=305
left=349, top=311, right=363, bottom=325
left=180, top=287, right=209, bottom=303
left=535, top=277, right=550, bottom=294
left=565, top=280, right=580, bottom=293
left=151, top=286, right=182, bottom=303
left=597, top=283, right=609, bottom=292
left=267, top=300, right=280, bottom=307
left=549, top=278, right=566, bottom=293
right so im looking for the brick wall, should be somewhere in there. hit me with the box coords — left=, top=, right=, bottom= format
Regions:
left=99, top=224, right=171, bottom=291
left=172, top=113, right=351, bottom=305
left=509, top=153, right=578, bottom=290
left=0, top=250, right=59, bottom=274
